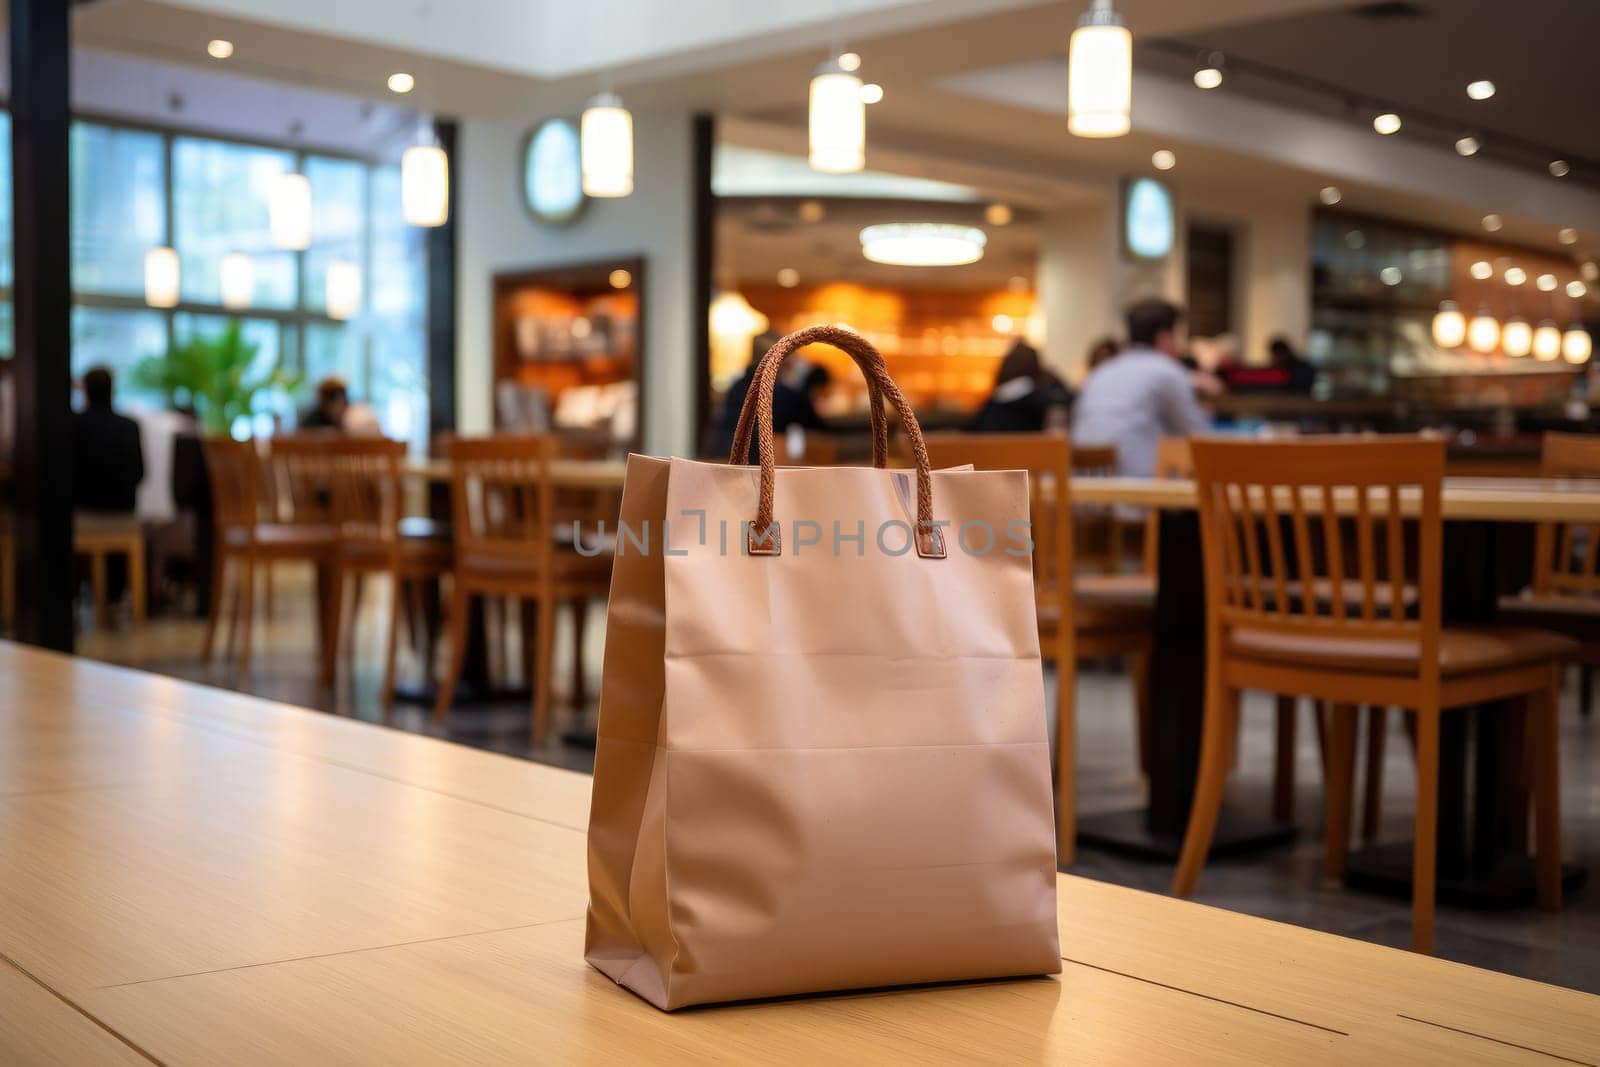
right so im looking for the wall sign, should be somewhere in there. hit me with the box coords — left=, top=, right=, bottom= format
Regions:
left=523, top=118, right=586, bottom=225
left=1123, top=176, right=1175, bottom=261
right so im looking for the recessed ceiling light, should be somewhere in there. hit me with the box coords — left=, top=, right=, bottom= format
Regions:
left=1194, top=66, right=1223, bottom=90
left=1470, top=260, right=1494, bottom=280
left=206, top=39, right=234, bottom=59
left=776, top=268, right=800, bottom=288
left=798, top=199, right=826, bottom=223
left=837, top=52, right=861, bottom=72
left=1151, top=149, right=1176, bottom=171
left=1481, top=213, right=1503, bottom=232
left=1380, top=266, right=1403, bottom=286
left=1319, top=185, right=1342, bottom=205
left=860, top=223, right=986, bottom=266
left=1454, top=136, right=1480, bottom=157
left=608, top=268, right=632, bottom=289
left=1537, top=273, right=1558, bottom=292
left=386, top=72, right=415, bottom=94
left=1466, top=80, right=1495, bottom=100
left=1504, top=266, right=1527, bottom=286
left=1568, top=280, right=1589, bottom=299
left=859, top=82, right=884, bottom=104
left=1550, top=159, right=1571, bottom=178
left=1583, top=262, right=1600, bottom=282
left=984, top=202, right=1013, bottom=226
left=1373, top=112, right=1401, bottom=135
left=1558, top=227, right=1579, bottom=245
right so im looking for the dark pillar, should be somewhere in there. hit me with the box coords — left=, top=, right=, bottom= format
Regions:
left=689, top=112, right=715, bottom=456
left=426, top=119, right=459, bottom=443
left=10, top=0, right=75, bottom=651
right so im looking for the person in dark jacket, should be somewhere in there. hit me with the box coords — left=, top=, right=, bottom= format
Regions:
left=72, top=366, right=145, bottom=514
left=971, top=341, right=1072, bottom=433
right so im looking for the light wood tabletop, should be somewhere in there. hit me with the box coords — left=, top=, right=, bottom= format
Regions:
left=407, top=457, right=628, bottom=491
left=1071, top=475, right=1600, bottom=522
left=3, top=642, right=1597, bottom=1065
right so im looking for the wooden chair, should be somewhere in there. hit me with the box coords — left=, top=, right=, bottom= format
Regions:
left=201, top=436, right=338, bottom=679
left=73, top=514, right=146, bottom=626
left=323, top=438, right=452, bottom=710
left=1499, top=432, right=1600, bottom=716
left=1069, top=444, right=1123, bottom=573
left=1172, top=438, right=1571, bottom=953
left=432, top=436, right=613, bottom=742
left=925, top=432, right=1153, bottom=866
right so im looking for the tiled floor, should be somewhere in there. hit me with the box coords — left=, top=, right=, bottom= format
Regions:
left=77, top=568, right=1600, bottom=994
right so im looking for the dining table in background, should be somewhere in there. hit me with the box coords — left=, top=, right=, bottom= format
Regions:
left=3, top=642, right=1597, bottom=1064
left=1068, top=474, right=1598, bottom=909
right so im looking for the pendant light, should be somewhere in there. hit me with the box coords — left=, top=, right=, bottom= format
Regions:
left=325, top=259, right=362, bottom=321
left=270, top=173, right=312, bottom=250
left=1501, top=316, right=1532, bottom=358
left=1466, top=308, right=1500, bottom=354
left=219, top=252, right=255, bottom=309
left=1067, top=0, right=1131, bottom=138
left=144, top=247, right=180, bottom=308
left=1564, top=325, right=1593, bottom=364
left=1533, top=321, right=1562, bottom=361
left=1430, top=300, right=1465, bottom=348
left=402, top=119, right=450, bottom=227
left=809, top=55, right=865, bottom=173
left=581, top=92, right=634, bottom=197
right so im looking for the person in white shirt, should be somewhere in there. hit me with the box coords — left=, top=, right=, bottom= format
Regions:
left=1072, top=299, right=1210, bottom=478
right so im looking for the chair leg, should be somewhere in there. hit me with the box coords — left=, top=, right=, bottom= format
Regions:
left=201, top=553, right=227, bottom=662
left=1172, top=680, right=1238, bottom=897
left=1412, top=705, right=1441, bottom=954
left=432, top=583, right=471, bottom=724
left=1055, top=639, right=1076, bottom=867
left=127, top=541, right=146, bottom=625
left=1323, top=706, right=1358, bottom=881
left=320, top=567, right=346, bottom=692
left=1532, top=670, right=1564, bottom=912
left=381, top=574, right=403, bottom=713
left=1581, top=667, right=1594, bottom=719
left=262, top=563, right=274, bottom=620
left=236, top=556, right=256, bottom=680
left=1313, top=701, right=1330, bottom=777
left=570, top=598, right=589, bottom=710
left=1130, top=648, right=1152, bottom=776
left=1362, top=707, right=1388, bottom=844
left=1272, top=696, right=1297, bottom=823
left=90, top=551, right=108, bottom=628
left=531, top=594, right=556, bottom=745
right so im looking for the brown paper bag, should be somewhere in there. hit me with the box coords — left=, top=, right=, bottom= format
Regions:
left=585, top=325, right=1060, bottom=1010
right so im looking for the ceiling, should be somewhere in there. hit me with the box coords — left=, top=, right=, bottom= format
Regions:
left=1139, top=0, right=1600, bottom=179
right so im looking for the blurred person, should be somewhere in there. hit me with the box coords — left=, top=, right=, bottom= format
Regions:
left=1072, top=299, right=1210, bottom=478
left=711, top=331, right=782, bottom=458
left=971, top=340, right=1072, bottom=433
left=72, top=367, right=145, bottom=514
left=1270, top=336, right=1317, bottom=394
left=301, top=375, right=350, bottom=430
left=712, top=333, right=833, bottom=462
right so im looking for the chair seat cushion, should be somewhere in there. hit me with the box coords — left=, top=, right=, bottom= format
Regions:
left=1498, top=591, right=1600, bottom=618
left=1075, top=572, right=1156, bottom=607
left=226, top=522, right=335, bottom=550
left=459, top=547, right=613, bottom=582
left=1228, top=624, right=1578, bottom=676
left=1280, top=578, right=1418, bottom=614
left=1037, top=573, right=1155, bottom=635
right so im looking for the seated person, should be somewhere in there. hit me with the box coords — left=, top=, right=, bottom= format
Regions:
left=971, top=341, right=1072, bottom=433
left=713, top=334, right=834, bottom=462
left=301, top=375, right=350, bottom=430
left=72, top=366, right=145, bottom=515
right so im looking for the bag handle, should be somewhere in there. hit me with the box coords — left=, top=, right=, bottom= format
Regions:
left=727, top=325, right=944, bottom=559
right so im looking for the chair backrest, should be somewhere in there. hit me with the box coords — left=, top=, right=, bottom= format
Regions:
left=326, top=438, right=407, bottom=553
left=1069, top=444, right=1116, bottom=476
left=1534, top=432, right=1600, bottom=597
left=263, top=432, right=340, bottom=524
left=1192, top=438, right=1444, bottom=679
left=1142, top=436, right=1195, bottom=574
left=200, top=436, right=262, bottom=536
left=447, top=435, right=557, bottom=572
left=1069, top=443, right=1121, bottom=573
left=925, top=432, right=1072, bottom=616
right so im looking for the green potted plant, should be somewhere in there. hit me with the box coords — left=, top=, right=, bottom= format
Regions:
left=130, top=320, right=303, bottom=436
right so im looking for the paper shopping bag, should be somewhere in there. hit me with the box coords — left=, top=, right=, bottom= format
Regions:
left=585, top=325, right=1060, bottom=1009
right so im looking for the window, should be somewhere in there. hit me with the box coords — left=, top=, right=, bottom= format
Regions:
left=303, top=155, right=365, bottom=316
left=70, top=306, right=169, bottom=406
left=71, top=123, right=165, bottom=297
left=172, top=135, right=298, bottom=309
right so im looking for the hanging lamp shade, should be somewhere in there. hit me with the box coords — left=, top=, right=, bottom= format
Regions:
left=219, top=252, right=255, bottom=309
left=269, top=172, right=313, bottom=251
left=1466, top=309, right=1500, bottom=354
left=325, top=259, right=362, bottom=321
left=1501, top=316, right=1532, bottom=358
left=402, top=133, right=450, bottom=227
left=144, top=247, right=180, bottom=308
left=809, top=57, right=865, bottom=173
left=1430, top=300, right=1465, bottom=348
left=581, top=92, right=634, bottom=197
left=1564, top=325, right=1593, bottom=364
left=1532, top=321, right=1563, bottom=361
left=1067, top=0, right=1131, bottom=138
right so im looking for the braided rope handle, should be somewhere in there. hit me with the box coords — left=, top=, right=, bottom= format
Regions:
left=727, top=325, right=943, bottom=559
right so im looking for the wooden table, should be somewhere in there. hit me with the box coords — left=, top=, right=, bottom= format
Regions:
left=3, top=644, right=1597, bottom=1064
left=406, top=457, right=629, bottom=491
left=1068, top=474, right=1594, bottom=909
